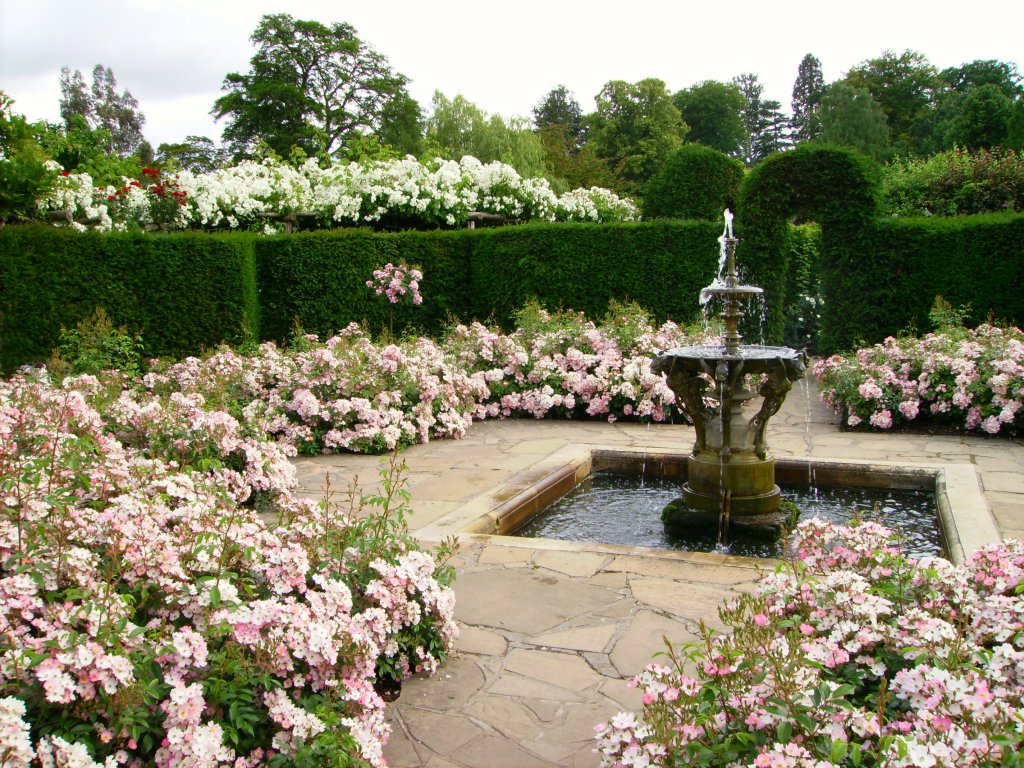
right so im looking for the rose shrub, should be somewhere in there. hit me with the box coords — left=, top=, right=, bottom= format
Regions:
left=0, top=372, right=458, bottom=767
left=595, top=519, right=1024, bottom=767
left=37, top=155, right=638, bottom=233
left=813, top=323, right=1024, bottom=435
left=136, top=303, right=709, bottom=458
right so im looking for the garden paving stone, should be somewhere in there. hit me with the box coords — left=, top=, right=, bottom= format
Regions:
left=529, top=623, right=618, bottom=653
left=453, top=568, right=619, bottom=634
left=401, top=708, right=485, bottom=757
left=608, top=609, right=700, bottom=680
left=448, top=736, right=557, bottom=768
left=532, top=549, right=610, bottom=577
left=504, top=648, right=606, bottom=691
left=288, top=376, right=1024, bottom=767
left=454, top=625, right=508, bottom=656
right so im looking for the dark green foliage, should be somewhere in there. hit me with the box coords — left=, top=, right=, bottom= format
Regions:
left=791, top=54, right=825, bottom=143
left=737, top=145, right=882, bottom=344
left=1, top=222, right=721, bottom=372
left=466, top=221, right=720, bottom=326
left=781, top=223, right=821, bottom=351
left=0, top=226, right=258, bottom=371
left=883, top=147, right=1024, bottom=217
left=254, top=228, right=476, bottom=341
left=257, top=222, right=719, bottom=339
left=950, top=84, right=1013, bottom=149
left=819, top=213, right=1024, bottom=352
left=642, top=145, right=744, bottom=220
left=672, top=81, right=746, bottom=156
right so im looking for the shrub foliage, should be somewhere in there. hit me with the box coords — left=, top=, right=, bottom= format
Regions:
left=642, top=144, right=744, bottom=220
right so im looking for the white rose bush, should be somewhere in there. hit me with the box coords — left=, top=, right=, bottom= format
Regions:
left=37, top=156, right=638, bottom=233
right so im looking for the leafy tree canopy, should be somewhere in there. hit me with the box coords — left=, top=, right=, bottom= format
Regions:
left=424, top=92, right=545, bottom=177
left=212, top=14, right=410, bottom=160
left=844, top=50, right=938, bottom=153
left=810, top=82, right=892, bottom=163
left=59, top=64, right=146, bottom=156
left=155, top=135, right=230, bottom=173
left=0, top=92, right=59, bottom=222
left=672, top=80, right=746, bottom=156
left=951, top=84, right=1013, bottom=149
left=939, top=59, right=1024, bottom=100
left=587, top=78, right=688, bottom=190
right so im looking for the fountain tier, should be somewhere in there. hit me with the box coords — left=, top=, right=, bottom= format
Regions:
left=651, top=211, right=806, bottom=524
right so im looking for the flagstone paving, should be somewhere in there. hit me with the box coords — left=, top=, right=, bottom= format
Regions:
left=290, top=381, right=1024, bottom=767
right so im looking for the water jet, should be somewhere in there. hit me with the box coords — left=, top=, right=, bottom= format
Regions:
left=651, top=211, right=806, bottom=534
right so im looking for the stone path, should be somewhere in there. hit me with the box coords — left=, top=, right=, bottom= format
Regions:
left=289, top=380, right=1024, bottom=767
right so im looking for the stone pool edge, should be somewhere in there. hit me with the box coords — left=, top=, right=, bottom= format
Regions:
left=415, top=445, right=998, bottom=566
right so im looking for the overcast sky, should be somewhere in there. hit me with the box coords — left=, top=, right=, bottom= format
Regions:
left=1, top=0, right=1021, bottom=149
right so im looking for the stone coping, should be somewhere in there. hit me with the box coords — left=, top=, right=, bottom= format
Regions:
left=416, top=445, right=998, bottom=565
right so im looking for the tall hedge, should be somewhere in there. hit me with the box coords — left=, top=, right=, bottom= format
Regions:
left=737, top=144, right=882, bottom=344
left=0, top=226, right=258, bottom=371
left=642, top=144, right=744, bottom=220
left=254, top=229, right=476, bottom=341
left=466, top=220, right=720, bottom=326
left=820, top=212, right=1024, bottom=351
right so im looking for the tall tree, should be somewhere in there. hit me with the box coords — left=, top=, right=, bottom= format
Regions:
left=424, top=92, right=545, bottom=177
left=939, top=59, right=1024, bottom=100
left=950, top=84, right=1013, bottom=149
left=59, top=64, right=145, bottom=156
left=844, top=50, right=938, bottom=154
left=156, top=136, right=230, bottom=173
left=809, top=82, right=891, bottom=162
left=532, top=85, right=584, bottom=146
left=587, top=78, right=688, bottom=190
left=212, top=14, right=410, bottom=159
left=791, top=54, right=825, bottom=143
left=672, top=80, right=746, bottom=156
left=733, top=73, right=790, bottom=166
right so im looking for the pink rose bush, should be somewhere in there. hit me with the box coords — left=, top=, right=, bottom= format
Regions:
left=814, top=323, right=1024, bottom=435
left=0, top=373, right=457, bottom=767
left=366, top=263, right=423, bottom=306
left=596, top=519, right=1024, bottom=767
left=135, top=304, right=707, bottom=458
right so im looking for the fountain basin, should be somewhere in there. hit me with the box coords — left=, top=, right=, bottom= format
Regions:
left=440, top=446, right=999, bottom=565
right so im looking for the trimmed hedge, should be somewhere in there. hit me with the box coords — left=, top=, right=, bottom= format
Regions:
left=466, top=220, right=720, bottom=326
left=258, top=222, right=720, bottom=339
left=1, top=222, right=721, bottom=371
left=737, top=144, right=882, bottom=344
left=819, top=212, right=1024, bottom=351
left=0, top=226, right=258, bottom=370
left=642, top=145, right=744, bottom=220
left=255, top=228, right=477, bottom=341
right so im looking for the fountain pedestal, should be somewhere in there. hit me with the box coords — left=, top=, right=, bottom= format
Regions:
left=651, top=213, right=806, bottom=534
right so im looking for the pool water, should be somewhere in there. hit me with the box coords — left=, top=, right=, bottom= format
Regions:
left=511, top=472, right=942, bottom=559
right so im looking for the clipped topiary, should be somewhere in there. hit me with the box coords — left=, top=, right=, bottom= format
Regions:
left=737, top=143, right=882, bottom=347
left=642, top=144, right=744, bottom=220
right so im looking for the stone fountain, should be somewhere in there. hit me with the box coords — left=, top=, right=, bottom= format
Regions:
left=652, top=211, right=807, bottom=534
